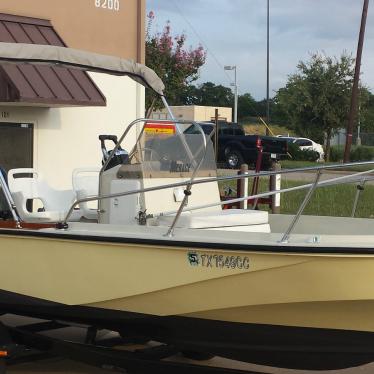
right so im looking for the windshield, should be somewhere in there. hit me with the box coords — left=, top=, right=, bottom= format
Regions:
left=127, top=122, right=217, bottom=178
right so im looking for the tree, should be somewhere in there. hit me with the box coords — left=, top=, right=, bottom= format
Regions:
left=237, top=93, right=257, bottom=120
left=359, top=88, right=374, bottom=132
left=145, top=12, right=206, bottom=112
left=276, top=53, right=355, bottom=160
left=180, top=82, right=234, bottom=107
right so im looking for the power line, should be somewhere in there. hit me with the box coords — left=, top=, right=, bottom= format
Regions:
left=163, top=1, right=270, bottom=123
left=169, top=0, right=232, bottom=84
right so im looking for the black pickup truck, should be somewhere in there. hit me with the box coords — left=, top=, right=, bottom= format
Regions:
left=185, top=122, right=288, bottom=169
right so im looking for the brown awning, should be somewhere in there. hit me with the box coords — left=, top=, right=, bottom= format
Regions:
left=0, top=13, right=106, bottom=107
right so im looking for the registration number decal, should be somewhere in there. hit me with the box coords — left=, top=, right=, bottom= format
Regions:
left=188, top=252, right=249, bottom=270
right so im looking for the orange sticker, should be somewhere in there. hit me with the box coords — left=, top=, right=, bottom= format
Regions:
left=144, top=122, right=175, bottom=135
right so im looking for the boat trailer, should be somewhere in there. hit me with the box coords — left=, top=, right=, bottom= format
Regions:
left=0, top=319, right=269, bottom=374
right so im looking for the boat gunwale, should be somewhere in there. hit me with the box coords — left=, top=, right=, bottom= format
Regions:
left=2, top=226, right=374, bottom=256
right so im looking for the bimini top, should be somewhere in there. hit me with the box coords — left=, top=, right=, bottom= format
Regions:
left=0, top=42, right=165, bottom=96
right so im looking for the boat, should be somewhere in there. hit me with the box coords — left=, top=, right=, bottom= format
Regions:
left=1, top=42, right=374, bottom=371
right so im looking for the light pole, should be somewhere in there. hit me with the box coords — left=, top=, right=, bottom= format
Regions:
left=357, top=105, right=362, bottom=146
left=224, top=65, right=238, bottom=123
left=266, top=0, right=270, bottom=135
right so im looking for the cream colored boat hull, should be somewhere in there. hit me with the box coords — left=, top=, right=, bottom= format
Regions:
left=2, top=227, right=374, bottom=370
left=1, top=232, right=374, bottom=330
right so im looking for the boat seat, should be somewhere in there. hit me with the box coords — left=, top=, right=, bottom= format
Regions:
left=156, top=209, right=270, bottom=233
left=72, top=167, right=100, bottom=220
left=8, top=168, right=80, bottom=223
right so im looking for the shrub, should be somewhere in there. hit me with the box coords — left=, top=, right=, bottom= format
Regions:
left=329, top=145, right=374, bottom=162
left=287, top=143, right=320, bottom=162
left=350, top=146, right=374, bottom=161
left=329, top=145, right=344, bottom=162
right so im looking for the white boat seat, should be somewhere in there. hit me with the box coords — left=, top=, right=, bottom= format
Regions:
left=72, top=167, right=100, bottom=220
left=8, top=168, right=80, bottom=223
left=156, top=209, right=270, bottom=233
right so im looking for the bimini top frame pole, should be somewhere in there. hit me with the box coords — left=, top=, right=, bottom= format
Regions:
left=0, top=170, right=21, bottom=226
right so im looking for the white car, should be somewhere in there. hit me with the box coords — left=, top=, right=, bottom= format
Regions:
left=277, top=136, right=325, bottom=161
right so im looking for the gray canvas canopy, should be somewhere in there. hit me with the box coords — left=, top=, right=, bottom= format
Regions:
left=0, top=42, right=165, bottom=96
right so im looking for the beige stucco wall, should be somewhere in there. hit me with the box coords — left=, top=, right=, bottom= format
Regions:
left=152, top=106, right=233, bottom=122
left=0, top=0, right=145, bottom=61
left=0, top=74, right=144, bottom=189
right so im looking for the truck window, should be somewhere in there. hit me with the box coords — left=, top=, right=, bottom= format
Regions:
left=296, top=139, right=312, bottom=146
left=184, top=124, right=213, bottom=135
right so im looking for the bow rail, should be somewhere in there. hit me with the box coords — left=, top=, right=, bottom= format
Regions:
left=59, top=160, right=374, bottom=240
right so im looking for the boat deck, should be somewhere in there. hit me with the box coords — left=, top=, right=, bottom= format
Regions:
left=39, top=215, right=374, bottom=250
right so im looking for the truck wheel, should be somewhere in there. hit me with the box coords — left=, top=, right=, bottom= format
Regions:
left=225, top=150, right=244, bottom=169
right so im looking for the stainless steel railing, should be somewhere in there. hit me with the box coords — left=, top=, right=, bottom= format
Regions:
left=0, top=170, right=21, bottom=226
left=60, top=160, right=374, bottom=241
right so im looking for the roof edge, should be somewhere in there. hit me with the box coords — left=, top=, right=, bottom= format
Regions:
left=0, top=13, right=51, bottom=27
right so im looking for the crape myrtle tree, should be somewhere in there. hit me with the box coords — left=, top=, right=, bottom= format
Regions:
left=145, top=11, right=206, bottom=112
left=276, top=53, right=356, bottom=161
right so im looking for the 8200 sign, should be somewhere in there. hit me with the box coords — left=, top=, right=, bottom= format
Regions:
left=95, top=0, right=120, bottom=11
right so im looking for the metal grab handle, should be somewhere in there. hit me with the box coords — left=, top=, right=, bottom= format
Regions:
left=280, top=170, right=322, bottom=243
left=351, top=179, right=366, bottom=217
left=0, top=171, right=21, bottom=226
left=164, top=122, right=208, bottom=237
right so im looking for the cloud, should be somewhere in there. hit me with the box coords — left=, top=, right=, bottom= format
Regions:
left=147, top=0, right=374, bottom=99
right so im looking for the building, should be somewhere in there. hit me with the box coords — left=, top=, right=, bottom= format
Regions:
left=0, top=0, right=145, bottom=188
left=152, top=105, right=233, bottom=123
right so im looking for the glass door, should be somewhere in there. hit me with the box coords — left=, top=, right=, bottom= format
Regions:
left=0, top=122, right=33, bottom=173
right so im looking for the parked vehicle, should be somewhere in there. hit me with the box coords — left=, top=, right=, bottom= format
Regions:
left=277, top=136, right=324, bottom=161
left=186, top=122, right=288, bottom=169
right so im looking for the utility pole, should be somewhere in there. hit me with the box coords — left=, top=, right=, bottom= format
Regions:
left=266, top=0, right=270, bottom=135
left=344, top=0, right=369, bottom=162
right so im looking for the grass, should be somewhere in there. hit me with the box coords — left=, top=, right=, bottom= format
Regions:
left=242, top=123, right=294, bottom=137
left=280, top=160, right=374, bottom=173
left=280, top=179, right=374, bottom=218
left=219, top=178, right=374, bottom=218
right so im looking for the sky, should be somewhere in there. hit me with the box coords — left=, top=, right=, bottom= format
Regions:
left=146, top=0, right=374, bottom=100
